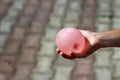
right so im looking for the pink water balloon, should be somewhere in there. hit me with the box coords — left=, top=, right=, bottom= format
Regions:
left=55, top=27, right=85, bottom=59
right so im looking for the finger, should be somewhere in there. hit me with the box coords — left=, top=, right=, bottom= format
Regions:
left=62, top=53, right=75, bottom=59
left=71, top=52, right=80, bottom=58
left=56, top=48, right=61, bottom=54
left=56, top=49, right=75, bottom=59
left=58, top=52, right=75, bottom=59
left=59, top=52, right=64, bottom=55
left=56, top=48, right=60, bottom=52
left=71, top=52, right=86, bottom=58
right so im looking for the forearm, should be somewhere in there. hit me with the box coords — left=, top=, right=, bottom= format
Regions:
left=97, top=28, right=120, bottom=48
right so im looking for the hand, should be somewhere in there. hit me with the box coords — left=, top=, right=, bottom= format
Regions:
left=71, top=30, right=100, bottom=58
left=56, top=48, right=75, bottom=59
left=56, top=30, right=101, bottom=59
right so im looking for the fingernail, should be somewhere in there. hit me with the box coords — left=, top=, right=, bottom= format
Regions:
left=71, top=52, right=76, bottom=58
left=59, top=52, right=63, bottom=55
left=56, top=48, right=59, bottom=51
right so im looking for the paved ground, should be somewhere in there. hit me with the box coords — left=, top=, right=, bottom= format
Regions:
left=0, top=0, right=119, bottom=80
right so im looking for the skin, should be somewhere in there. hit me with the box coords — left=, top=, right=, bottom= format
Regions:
left=56, top=28, right=120, bottom=59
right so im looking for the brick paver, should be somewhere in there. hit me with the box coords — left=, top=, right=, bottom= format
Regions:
left=94, top=0, right=114, bottom=80
left=31, top=0, right=55, bottom=80
left=0, top=0, right=14, bottom=53
left=0, top=0, right=28, bottom=80
left=112, top=0, right=120, bottom=79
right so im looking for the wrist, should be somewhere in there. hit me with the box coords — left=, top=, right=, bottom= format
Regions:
left=88, top=32, right=102, bottom=49
left=95, top=32, right=110, bottom=48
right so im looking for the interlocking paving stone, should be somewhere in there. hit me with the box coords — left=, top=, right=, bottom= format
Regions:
left=0, top=20, right=14, bottom=33
left=114, top=0, right=120, bottom=6
left=0, top=1, right=12, bottom=19
left=49, top=16, right=63, bottom=27
left=37, top=41, right=56, bottom=57
left=97, top=11, right=112, bottom=17
left=64, top=22, right=79, bottom=27
left=96, top=23, right=111, bottom=32
left=94, top=68, right=112, bottom=80
left=32, top=73, right=53, bottom=80
left=8, top=7, right=22, bottom=15
left=54, top=56, right=75, bottom=66
left=0, top=73, right=12, bottom=80
left=49, top=0, right=69, bottom=28
left=72, top=76, right=94, bottom=80
left=64, top=11, right=80, bottom=22
left=28, top=0, right=39, bottom=6
left=69, top=0, right=82, bottom=11
left=112, top=3, right=120, bottom=79
left=35, top=10, right=49, bottom=22
left=94, top=49, right=113, bottom=67
left=42, top=28, right=59, bottom=42
left=97, top=17, right=111, bottom=24
left=63, top=0, right=82, bottom=27
left=41, top=0, right=54, bottom=11
left=0, top=0, right=26, bottom=53
left=0, top=0, right=40, bottom=80
left=17, top=16, right=31, bottom=27
left=97, top=2, right=111, bottom=11
left=23, top=34, right=40, bottom=48
left=0, top=34, right=8, bottom=47
left=112, top=48, right=120, bottom=59
left=52, top=6, right=66, bottom=16
left=3, top=40, right=21, bottom=54
left=33, top=57, right=53, bottom=73
left=112, top=62, right=120, bottom=77
left=94, top=0, right=113, bottom=80
left=0, top=73, right=7, bottom=80
left=31, top=0, right=55, bottom=80
left=17, top=48, right=37, bottom=64
left=55, top=0, right=68, bottom=6
left=10, top=26, right=27, bottom=41
left=1, top=0, right=13, bottom=4
left=113, top=7, right=120, bottom=17
left=0, top=55, right=15, bottom=72
left=73, top=58, right=94, bottom=76
left=0, top=48, right=4, bottom=54
left=22, top=5, right=37, bottom=16
left=29, top=21, right=45, bottom=34
left=114, top=77, right=120, bottom=80
left=53, top=66, right=73, bottom=80
left=113, top=18, right=120, bottom=29
left=10, top=64, right=34, bottom=80
left=0, top=0, right=27, bottom=33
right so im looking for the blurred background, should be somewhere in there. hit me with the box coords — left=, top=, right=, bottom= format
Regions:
left=0, top=0, right=119, bottom=80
